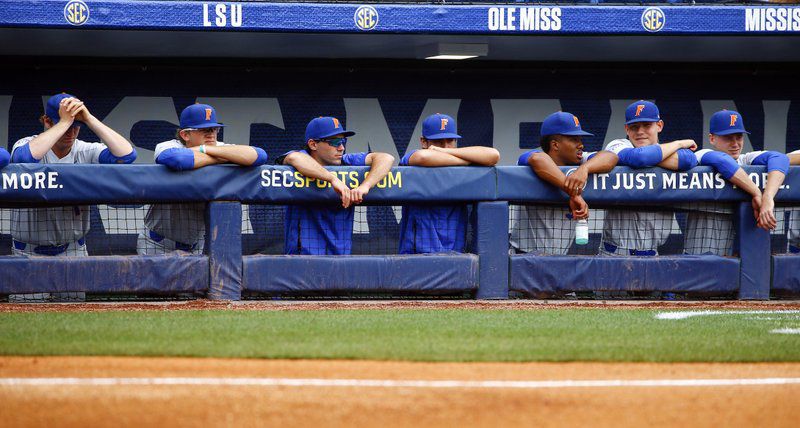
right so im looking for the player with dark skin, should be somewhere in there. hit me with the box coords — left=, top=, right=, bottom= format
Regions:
left=523, top=112, right=618, bottom=220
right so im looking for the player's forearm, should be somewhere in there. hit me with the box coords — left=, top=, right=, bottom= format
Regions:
left=729, top=169, right=762, bottom=199
left=529, top=153, right=567, bottom=189
left=84, top=114, right=134, bottom=156
left=763, top=170, right=786, bottom=200
left=361, top=153, right=394, bottom=189
left=284, top=152, right=338, bottom=182
left=204, top=145, right=259, bottom=166
left=658, top=140, right=694, bottom=161
left=28, top=122, right=73, bottom=159
left=584, top=151, right=618, bottom=174
left=408, top=150, right=469, bottom=166
left=192, top=152, right=223, bottom=169
left=439, top=147, right=500, bottom=166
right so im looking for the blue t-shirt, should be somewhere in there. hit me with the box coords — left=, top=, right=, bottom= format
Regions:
left=398, top=149, right=467, bottom=254
left=281, top=149, right=369, bottom=255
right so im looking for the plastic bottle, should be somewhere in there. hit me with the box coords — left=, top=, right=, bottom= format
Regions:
left=575, top=219, right=589, bottom=245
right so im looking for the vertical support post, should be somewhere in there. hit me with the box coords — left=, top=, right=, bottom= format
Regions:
left=206, top=201, right=242, bottom=300
left=474, top=201, right=509, bottom=299
left=735, top=202, right=771, bottom=300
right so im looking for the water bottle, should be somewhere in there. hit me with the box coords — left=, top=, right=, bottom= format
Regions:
left=575, top=219, right=589, bottom=245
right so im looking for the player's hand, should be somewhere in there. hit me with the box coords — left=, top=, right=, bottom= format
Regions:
left=63, top=97, right=85, bottom=118
left=57, top=98, right=77, bottom=125
left=350, top=184, right=370, bottom=205
left=569, top=195, right=589, bottom=220
left=563, top=166, right=588, bottom=196
left=330, top=177, right=352, bottom=209
left=757, top=195, right=777, bottom=231
left=679, top=139, right=698, bottom=151
left=72, top=103, right=92, bottom=123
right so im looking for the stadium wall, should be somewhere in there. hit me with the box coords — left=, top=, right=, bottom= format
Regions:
left=0, top=164, right=797, bottom=300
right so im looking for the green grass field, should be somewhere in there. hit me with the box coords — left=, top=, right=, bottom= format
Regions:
left=1, top=309, right=799, bottom=362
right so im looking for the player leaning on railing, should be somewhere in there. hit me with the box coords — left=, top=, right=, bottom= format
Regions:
left=398, top=113, right=500, bottom=254
left=140, top=103, right=268, bottom=255
left=276, top=116, right=394, bottom=255
left=683, top=110, right=789, bottom=256
left=600, top=101, right=698, bottom=256
left=511, top=111, right=618, bottom=255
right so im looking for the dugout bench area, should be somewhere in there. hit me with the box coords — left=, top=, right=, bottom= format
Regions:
left=0, top=163, right=798, bottom=301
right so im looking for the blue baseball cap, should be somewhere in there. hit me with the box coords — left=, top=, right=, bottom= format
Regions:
left=710, top=109, right=750, bottom=135
left=179, top=104, right=225, bottom=129
left=540, top=112, right=593, bottom=137
left=422, top=113, right=461, bottom=140
left=305, top=117, right=355, bottom=141
left=45, top=93, right=78, bottom=124
left=625, top=100, right=661, bottom=125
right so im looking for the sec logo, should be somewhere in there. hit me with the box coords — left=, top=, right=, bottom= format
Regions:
left=641, top=7, right=665, bottom=32
left=64, top=0, right=90, bottom=26
left=354, top=6, right=379, bottom=31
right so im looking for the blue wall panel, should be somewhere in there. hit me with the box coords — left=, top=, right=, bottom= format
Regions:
left=243, top=254, right=478, bottom=294
left=510, top=255, right=740, bottom=297
left=0, top=255, right=208, bottom=294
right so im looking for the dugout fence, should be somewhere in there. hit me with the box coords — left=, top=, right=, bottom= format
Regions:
left=0, top=163, right=798, bottom=301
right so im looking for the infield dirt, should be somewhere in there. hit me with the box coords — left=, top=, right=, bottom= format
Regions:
left=1, top=356, right=799, bottom=427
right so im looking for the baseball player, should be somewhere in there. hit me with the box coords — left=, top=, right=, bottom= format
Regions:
left=276, top=116, right=394, bottom=255
left=9, top=93, right=136, bottom=301
left=684, top=110, right=788, bottom=255
left=788, top=150, right=800, bottom=254
left=138, top=103, right=268, bottom=255
left=511, top=111, right=617, bottom=255
left=600, top=100, right=698, bottom=256
left=398, top=113, right=500, bottom=254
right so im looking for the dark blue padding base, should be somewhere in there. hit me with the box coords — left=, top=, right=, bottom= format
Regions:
left=772, top=255, right=800, bottom=296
left=510, top=255, right=740, bottom=298
left=0, top=255, right=208, bottom=294
left=243, top=254, right=478, bottom=294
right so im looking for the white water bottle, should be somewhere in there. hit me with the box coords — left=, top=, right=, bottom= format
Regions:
left=575, top=219, right=589, bottom=245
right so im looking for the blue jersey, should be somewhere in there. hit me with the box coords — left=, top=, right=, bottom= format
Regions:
left=281, top=149, right=369, bottom=255
left=398, top=150, right=467, bottom=254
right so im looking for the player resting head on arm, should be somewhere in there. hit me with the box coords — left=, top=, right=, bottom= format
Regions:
left=401, top=113, right=499, bottom=167
left=694, top=110, right=788, bottom=230
left=155, top=104, right=268, bottom=171
left=398, top=114, right=492, bottom=254
left=519, top=111, right=618, bottom=220
left=604, top=100, right=697, bottom=171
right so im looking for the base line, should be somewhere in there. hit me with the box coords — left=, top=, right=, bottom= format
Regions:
left=1, top=377, right=799, bottom=389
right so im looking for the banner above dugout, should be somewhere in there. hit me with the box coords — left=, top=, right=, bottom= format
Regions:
left=1, top=0, right=800, bottom=61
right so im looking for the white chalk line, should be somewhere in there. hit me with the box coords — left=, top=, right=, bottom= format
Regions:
left=1, top=377, right=799, bottom=389
left=771, top=328, right=800, bottom=335
left=655, top=310, right=800, bottom=320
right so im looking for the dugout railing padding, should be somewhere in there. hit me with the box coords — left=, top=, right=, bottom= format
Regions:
left=0, top=164, right=798, bottom=300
